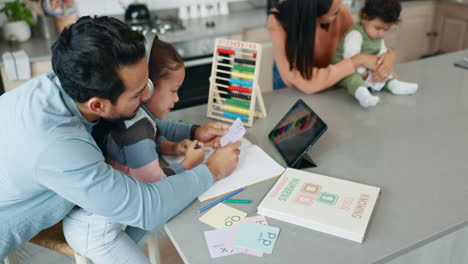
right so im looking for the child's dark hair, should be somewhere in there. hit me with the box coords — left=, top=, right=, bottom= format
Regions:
left=148, top=38, right=184, bottom=82
left=360, top=0, right=402, bottom=23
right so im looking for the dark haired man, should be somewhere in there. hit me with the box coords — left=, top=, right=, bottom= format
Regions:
left=0, top=16, right=240, bottom=258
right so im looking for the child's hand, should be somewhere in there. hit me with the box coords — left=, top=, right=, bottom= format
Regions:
left=173, top=139, right=192, bottom=156
left=181, top=140, right=205, bottom=170
left=359, top=70, right=369, bottom=80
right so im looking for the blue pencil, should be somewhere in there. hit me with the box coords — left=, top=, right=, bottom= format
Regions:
left=198, top=188, right=245, bottom=214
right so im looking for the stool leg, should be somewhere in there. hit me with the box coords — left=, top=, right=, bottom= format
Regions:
left=147, top=231, right=160, bottom=264
left=4, top=251, right=19, bottom=264
left=74, top=253, right=92, bottom=264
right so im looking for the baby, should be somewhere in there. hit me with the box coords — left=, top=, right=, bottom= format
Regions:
left=334, top=0, right=418, bottom=108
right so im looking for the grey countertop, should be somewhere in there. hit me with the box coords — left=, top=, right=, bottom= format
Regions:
left=163, top=50, right=468, bottom=264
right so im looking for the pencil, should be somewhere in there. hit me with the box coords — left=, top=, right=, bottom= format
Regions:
left=223, top=199, right=252, bottom=203
left=198, top=188, right=245, bottom=213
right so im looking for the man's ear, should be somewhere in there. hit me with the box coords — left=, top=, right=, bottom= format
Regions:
left=87, top=97, right=110, bottom=115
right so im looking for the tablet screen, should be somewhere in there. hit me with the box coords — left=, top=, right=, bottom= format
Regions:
left=268, top=99, right=327, bottom=166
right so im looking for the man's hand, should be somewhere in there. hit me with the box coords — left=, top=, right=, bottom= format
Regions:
left=194, top=122, right=229, bottom=148
left=205, top=141, right=241, bottom=181
left=372, top=50, right=396, bottom=83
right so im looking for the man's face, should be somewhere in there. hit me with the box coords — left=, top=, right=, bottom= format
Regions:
left=104, top=57, right=151, bottom=121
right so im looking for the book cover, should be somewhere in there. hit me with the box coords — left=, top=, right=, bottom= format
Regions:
left=257, top=168, right=380, bottom=243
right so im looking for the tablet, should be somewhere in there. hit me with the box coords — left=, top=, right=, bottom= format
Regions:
left=268, top=99, right=327, bottom=168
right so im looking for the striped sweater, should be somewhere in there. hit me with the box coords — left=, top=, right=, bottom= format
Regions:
left=95, top=106, right=195, bottom=183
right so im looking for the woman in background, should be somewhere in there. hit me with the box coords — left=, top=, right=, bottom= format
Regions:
left=268, top=0, right=396, bottom=93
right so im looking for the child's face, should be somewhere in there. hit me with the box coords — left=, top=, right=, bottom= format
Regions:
left=144, top=67, right=185, bottom=119
left=361, top=18, right=393, bottom=40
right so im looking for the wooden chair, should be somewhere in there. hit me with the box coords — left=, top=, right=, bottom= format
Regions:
left=4, top=221, right=160, bottom=264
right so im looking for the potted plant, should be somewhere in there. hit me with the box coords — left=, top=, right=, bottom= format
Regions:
left=1, top=0, right=35, bottom=42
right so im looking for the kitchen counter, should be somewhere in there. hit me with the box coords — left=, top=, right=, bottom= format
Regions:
left=164, top=50, right=468, bottom=264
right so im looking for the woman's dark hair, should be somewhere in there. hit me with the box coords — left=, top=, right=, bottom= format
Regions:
left=52, top=16, right=146, bottom=104
left=270, top=0, right=333, bottom=80
left=360, top=0, right=401, bottom=23
left=148, top=38, right=184, bottom=82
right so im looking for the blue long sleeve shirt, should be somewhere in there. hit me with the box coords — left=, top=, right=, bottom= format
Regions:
left=0, top=73, right=213, bottom=258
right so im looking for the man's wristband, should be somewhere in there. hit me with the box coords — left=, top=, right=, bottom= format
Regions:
left=190, top=124, right=200, bottom=140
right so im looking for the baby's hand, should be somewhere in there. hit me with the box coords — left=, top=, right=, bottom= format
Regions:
left=181, top=140, right=205, bottom=170
left=359, top=70, right=369, bottom=80
left=173, top=139, right=192, bottom=156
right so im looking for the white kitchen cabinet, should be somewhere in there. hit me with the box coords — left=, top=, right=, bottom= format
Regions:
left=393, top=2, right=436, bottom=62
left=433, top=2, right=468, bottom=53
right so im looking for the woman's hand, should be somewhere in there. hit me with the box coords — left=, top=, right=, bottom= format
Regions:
left=350, top=53, right=379, bottom=71
left=372, top=50, right=396, bottom=83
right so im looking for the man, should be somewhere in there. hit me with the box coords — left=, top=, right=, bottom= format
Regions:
left=0, top=16, right=240, bottom=258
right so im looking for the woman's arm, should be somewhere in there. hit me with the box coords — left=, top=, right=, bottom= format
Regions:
left=268, top=15, right=356, bottom=94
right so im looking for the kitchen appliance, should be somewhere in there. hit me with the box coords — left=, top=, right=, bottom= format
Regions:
left=125, top=10, right=228, bottom=110
left=171, top=35, right=230, bottom=110
left=125, top=3, right=151, bottom=24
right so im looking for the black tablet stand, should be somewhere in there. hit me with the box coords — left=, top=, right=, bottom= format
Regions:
left=291, top=154, right=317, bottom=169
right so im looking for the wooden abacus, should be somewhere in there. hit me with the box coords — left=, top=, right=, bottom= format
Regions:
left=206, top=38, right=267, bottom=127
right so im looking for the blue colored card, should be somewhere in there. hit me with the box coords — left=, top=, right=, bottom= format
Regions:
left=233, top=222, right=280, bottom=254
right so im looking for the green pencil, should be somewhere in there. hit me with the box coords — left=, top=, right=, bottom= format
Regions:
left=223, top=199, right=252, bottom=203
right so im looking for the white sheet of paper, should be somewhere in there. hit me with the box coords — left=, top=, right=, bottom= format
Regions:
left=198, top=143, right=284, bottom=201
left=220, top=118, right=246, bottom=147
left=162, top=138, right=285, bottom=202
left=204, top=227, right=241, bottom=258
left=199, top=203, right=248, bottom=229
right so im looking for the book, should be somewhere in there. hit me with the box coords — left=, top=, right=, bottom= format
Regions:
left=162, top=138, right=285, bottom=202
left=257, top=168, right=380, bottom=243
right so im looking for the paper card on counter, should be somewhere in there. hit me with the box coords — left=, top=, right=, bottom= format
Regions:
left=199, top=203, right=247, bottom=229
left=220, top=118, right=246, bottom=147
left=204, top=227, right=241, bottom=258
left=233, top=222, right=280, bottom=254
left=226, top=216, right=269, bottom=257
